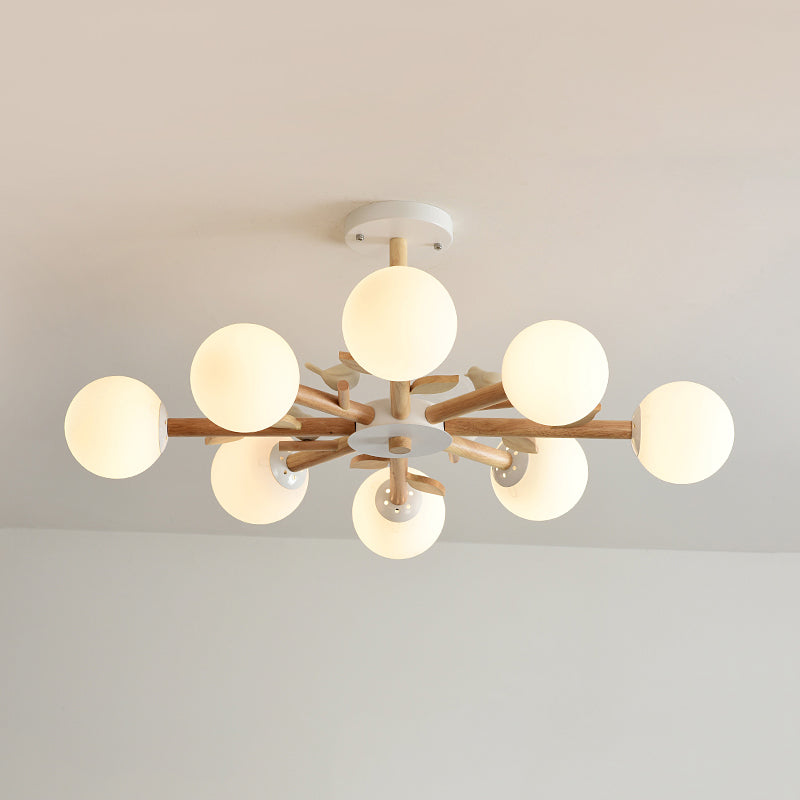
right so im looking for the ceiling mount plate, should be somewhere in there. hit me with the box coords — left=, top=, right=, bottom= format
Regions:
left=344, top=201, right=453, bottom=257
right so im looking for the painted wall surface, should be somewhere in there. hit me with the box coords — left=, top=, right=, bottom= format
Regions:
left=1, top=529, right=798, bottom=799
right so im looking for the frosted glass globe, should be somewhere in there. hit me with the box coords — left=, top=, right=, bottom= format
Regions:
left=65, top=376, right=167, bottom=479
left=211, top=437, right=308, bottom=524
left=491, top=438, right=588, bottom=521
left=502, top=320, right=609, bottom=425
left=352, top=468, right=445, bottom=559
left=633, top=381, right=734, bottom=484
left=342, top=266, right=457, bottom=381
left=191, top=323, right=299, bottom=433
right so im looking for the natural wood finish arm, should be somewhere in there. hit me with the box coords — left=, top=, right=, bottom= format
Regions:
left=390, top=381, right=411, bottom=419
left=444, top=418, right=632, bottom=439
left=389, top=457, right=409, bottom=505
left=286, top=438, right=353, bottom=472
left=295, top=385, right=375, bottom=425
left=167, top=417, right=355, bottom=438
left=446, top=436, right=513, bottom=469
left=425, top=382, right=507, bottom=425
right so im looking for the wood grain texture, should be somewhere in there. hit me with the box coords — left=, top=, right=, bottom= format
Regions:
left=390, top=381, right=410, bottom=419
left=446, top=436, right=513, bottom=469
left=389, top=236, right=407, bottom=266
left=445, top=418, right=633, bottom=439
left=410, top=375, right=460, bottom=395
left=167, top=417, right=355, bottom=438
left=285, top=438, right=353, bottom=472
left=278, top=440, right=344, bottom=452
left=350, top=454, right=390, bottom=470
left=337, top=380, right=351, bottom=411
left=407, top=473, right=446, bottom=497
left=295, top=384, right=375, bottom=424
left=425, top=382, right=508, bottom=424
left=389, top=457, right=409, bottom=505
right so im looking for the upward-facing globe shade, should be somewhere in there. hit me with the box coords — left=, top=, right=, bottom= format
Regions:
left=65, top=376, right=167, bottom=479
left=502, top=320, right=609, bottom=426
left=491, top=438, right=588, bottom=520
left=211, top=437, right=308, bottom=524
left=190, top=323, right=299, bottom=433
left=342, top=266, right=457, bottom=381
left=633, top=381, right=734, bottom=484
left=352, top=468, right=445, bottom=559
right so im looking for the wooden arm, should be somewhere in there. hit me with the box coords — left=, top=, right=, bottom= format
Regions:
left=446, top=436, right=513, bottom=469
left=444, top=418, right=632, bottom=439
left=286, top=438, right=354, bottom=472
left=168, top=417, right=355, bottom=438
left=390, top=381, right=410, bottom=419
left=295, top=385, right=375, bottom=425
left=425, top=382, right=507, bottom=424
left=389, top=457, right=409, bottom=505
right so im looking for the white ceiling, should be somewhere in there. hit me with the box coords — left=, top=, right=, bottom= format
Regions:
left=2, top=0, right=797, bottom=550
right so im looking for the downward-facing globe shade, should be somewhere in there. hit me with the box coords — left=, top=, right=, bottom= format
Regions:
left=352, top=468, right=445, bottom=559
left=502, top=320, right=609, bottom=425
left=65, top=376, right=167, bottom=479
left=633, top=381, right=734, bottom=484
left=191, top=323, right=299, bottom=433
left=491, top=438, right=588, bottom=520
left=342, top=266, right=457, bottom=381
left=211, top=437, right=308, bottom=524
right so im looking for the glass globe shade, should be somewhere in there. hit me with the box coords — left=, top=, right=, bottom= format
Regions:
left=191, top=323, right=299, bottom=433
left=352, top=468, right=445, bottom=559
left=65, top=376, right=167, bottom=479
left=342, top=266, right=457, bottom=381
left=491, top=438, right=588, bottom=521
left=633, top=381, right=734, bottom=484
left=502, top=320, right=609, bottom=425
left=211, top=437, right=308, bottom=524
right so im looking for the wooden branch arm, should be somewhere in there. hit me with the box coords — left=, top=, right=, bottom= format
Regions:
left=295, top=385, right=375, bottom=425
left=168, top=417, right=355, bottom=438
left=444, top=418, right=632, bottom=439
left=425, top=382, right=507, bottom=424
left=278, top=440, right=344, bottom=452
left=286, top=438, right=354, bottom=472
left=389, top=457, right=409, bottom=505
left=446, top=436, right=513, bottom=469
left=390, top=381, right=410, bottom=419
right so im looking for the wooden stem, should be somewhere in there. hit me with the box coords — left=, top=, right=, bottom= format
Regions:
left=425, top=382, right=507, bottom=425
left=278, top=440, right=344, bottom=452
left=444, top=418, right=633, bottom=439
left=286, top=438, right=353, bottom=472
left=167, top=417, right=355, bottom=438
left=388, top=435, right=412, bottom=454
left=295, top=385, right=374, bottom=425
left=390, top=381, right=411, bottom=420
left=389, top=457, right=408, bottom=505
left=389, top=236, right=407, bottom=267
left=337, top=380, right=351, bottom=410
left=446, top=436, right=513, bottom=469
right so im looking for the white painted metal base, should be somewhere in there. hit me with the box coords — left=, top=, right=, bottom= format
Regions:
left=344, top=201, right=453, bottom=258
left=348, top=397, right=452, bottom=459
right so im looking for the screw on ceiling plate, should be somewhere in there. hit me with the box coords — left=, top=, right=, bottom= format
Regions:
left=355, top=233, right=365, bottom=241
left=433, top=242, right=443, bottom=250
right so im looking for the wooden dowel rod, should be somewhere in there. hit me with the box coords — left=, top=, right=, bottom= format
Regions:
left=446, top=436, right=513, bottom=469
left=390, top=380, right=410, bottom=420
left=444, top=418, right=633, bottom=439
left=168, top=417, right=355, bottom=438
left=295, top=385, right=374, bottom=425
left=425, top=382, right=507, bottom=425
left=278, top=440, right=344, bottom=452
left=389, top=457, right=409, bottom=505
left=286, top=439, right=354, bottom=472
left=337, top=380, right=351, bottom=410
left=389, top=236, right=407, bottom=267
left=388, top=435, right=412, bottom=454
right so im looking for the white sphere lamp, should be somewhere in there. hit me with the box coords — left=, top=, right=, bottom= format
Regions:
left=342, top=266, right=457, bottom=381
left=502, top=320, right=609, bottom=425
left=633, top=381, right=734, bottom=484
left=352, top=467, right=445, bottom=559
left=211, top=437, right=308, bottom=524
left=190, top=323, right=299, bottom=433
left=65, top=376, right=167, bottom=479
left=491, top=437, right=588, bottom=520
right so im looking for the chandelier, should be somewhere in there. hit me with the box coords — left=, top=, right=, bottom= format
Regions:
left=65, top=201, right=735, bottom=558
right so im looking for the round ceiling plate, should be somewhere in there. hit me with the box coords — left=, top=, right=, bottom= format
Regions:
left=344, top=201, right=453, bottom=258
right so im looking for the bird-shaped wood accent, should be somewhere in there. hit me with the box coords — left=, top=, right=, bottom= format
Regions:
left=465, top=366, right=501, bottom=390
left=304, top=361, right=362, bottom=391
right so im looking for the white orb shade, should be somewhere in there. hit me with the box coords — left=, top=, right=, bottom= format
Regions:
left=211, top=437, right=308, bottom=524
left=491, top=438, right=588, bottom=521
left=65, top=376, right=167, bottom=479
left=352, top=468, right=445, bottom=559
left=502, top=320, right=609, bottom=425
left=191, top=323, right=299, bottom=433
left=633, top=381, right=734, bottom=484
left=342, top=266, right=457, bottom=381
